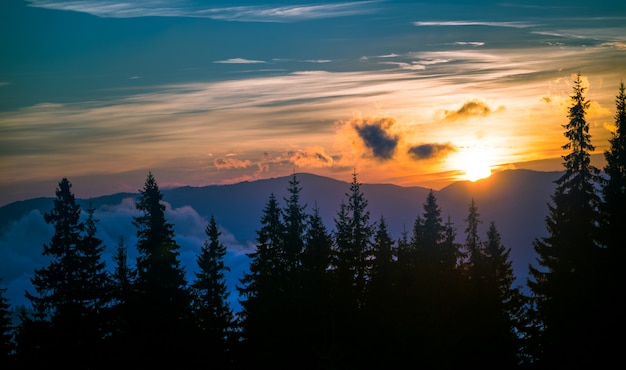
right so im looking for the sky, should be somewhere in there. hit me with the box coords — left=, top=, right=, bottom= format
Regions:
left=1, top=0, right=626, bottom=206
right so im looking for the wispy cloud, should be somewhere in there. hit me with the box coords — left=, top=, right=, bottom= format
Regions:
left=214, top=58, right=265, bottom=64
left=26, top=0, right=379, bottom=22
left=214, top=157, right=252, bottom=169
left=414, top=21, right=535, bottom=28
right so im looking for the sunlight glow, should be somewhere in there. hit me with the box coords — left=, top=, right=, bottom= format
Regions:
left=452, top=147, right=493, bottom=182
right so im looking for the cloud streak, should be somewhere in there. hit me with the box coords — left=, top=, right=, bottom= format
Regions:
left=26, top=0, right=379, bottom=22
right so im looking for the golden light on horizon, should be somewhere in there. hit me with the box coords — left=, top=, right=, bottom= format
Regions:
left=450, top=147, right=494, bottom=182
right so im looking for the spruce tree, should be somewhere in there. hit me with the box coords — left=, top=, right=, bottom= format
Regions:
left=81, top=201, right=109, bottom=311
left=237, top=193, right=286, bottom=368
left=106, top=236, right=135, bottom=362
left=478, top=221, right=525, bottom=367
left=282, top=172, right=307, bottom=272
left=130, top=171, right=192, bottom=366
left=463, top=198, right=482, bottom=272
left=411, top=190, right=464, bottom=367
left=0, top=282, right=14, bottom=368
left=191, top=215, right=233, bottom=367
left=300, top=205, right=335, bottom=369
left=24, top=178, right=105, bottom=367
left=528, top=73, right=604, bottom=368
left=599, top=80, right=626, bottom=364
left=332, top=171, right=374, bottom=308
left=329, top=171, right=374, bottom=367
left=365, top=215, right=399, bottom=367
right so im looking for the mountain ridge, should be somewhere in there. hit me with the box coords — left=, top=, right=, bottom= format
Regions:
left=0, top=169, right=563, bottom=309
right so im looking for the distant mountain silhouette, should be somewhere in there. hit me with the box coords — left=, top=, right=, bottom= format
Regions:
left=0, top=169, right=562, bottom=308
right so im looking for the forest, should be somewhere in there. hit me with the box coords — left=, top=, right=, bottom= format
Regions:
left=0, top=74, right=624, bottom=369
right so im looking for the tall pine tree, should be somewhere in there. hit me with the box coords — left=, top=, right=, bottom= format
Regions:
left=237, top=193, right=287, bottom=368
left=527, top=73, right=604, bottom=368
left=22, top=178, right=109, bottom=368
left=598, top=80, right=626, bottom=364
left=129, top=171, right=192, bottom=366
left=191, top=215, right=233, bottom=367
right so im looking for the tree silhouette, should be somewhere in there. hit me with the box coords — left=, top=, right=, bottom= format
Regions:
left=365, top=215, right=400, bottom=368
left=528, top=73, right=604, bottom=368
left=129, top=171, right=192, bottom=367
left=190, top=215, right=234, bottom=368
left=329, top=171, right=374, bottom=367
left=0, top=282, right=14, bottom=368
left=106, top=235, right=136, bottom=362
left=598, top=80, right=626, bottom=364
left=300, top=204, right=336, bottom=368
left=237, top=193, right=287, bottom=368
left=21, top=178, right=109, bottom=367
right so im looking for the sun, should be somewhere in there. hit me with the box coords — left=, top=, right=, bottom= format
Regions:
left=451, top=147, right=493, bottom=182
left=465, top=161, right=492, bottom=182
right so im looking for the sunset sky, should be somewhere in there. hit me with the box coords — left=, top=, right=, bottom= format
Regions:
left=1, top=0, right=625, bottom=206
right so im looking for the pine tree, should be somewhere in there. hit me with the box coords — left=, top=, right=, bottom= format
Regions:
left=282, top=172, right=307, bottom=271
left=81, top=201, right=110, bottom=308
left=478, top=221, right=525, bottom=367
left=528, top=73, right=604, bottom=368
left=332, top=171, right=374, bottom=308
left=599, top=80, right=626, bottom=364
left=0, top=282, right=14, bottom=368
left=130, top=171, right=192, bottom=366
left=191, top=215, right=233, bottom=367
left=106, top=236, right=136, bottom=362
left=21, top=178, right=110, bottom=367
left=237, top=193, right=286, bottom=368
left=412, top=190, right=463, bottom=367
left=365, top=215, right=399, bottom=367
left=300, top=205, right=336, bottom=369
left=329, top=171, right=374, bottom=367
left=463, top=198, right=482, bottom=272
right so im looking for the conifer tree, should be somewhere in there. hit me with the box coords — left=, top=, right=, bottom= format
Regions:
left=111, top=236, right=135, bottom=306
left=602, top=81, right=626, bottom=251
left=81, top=201, right=110, bottom=315
left=0, top=282, right=14, bottom=368
left=528, top=73, right=604, bottom=368
left=333, top=171, right=374, bottom=308
left=23, top=178, right=109, bottom=367
left=599, top=80, right=626, bottom=363
left=463, top=198, right=482, bottom=272
left=282, top=172, right=307, bottom=272
left=106, top=236, right=135, bottom=361
left=411, top=190, right=463, bottom=367
left=474, top=221, right=525, bottom=367
left=130, top=171, right=192, bottom=366
left=300, top=205, right=336, bottom=369
left=365, top=215, right=399, bottom=367
left=237, top=193, right=286, bottom=368
left=191, top=215, right=233, bottom=367
left=280, top=173, right=308, bottom=359
left=329, top=171, right=374, bottom=367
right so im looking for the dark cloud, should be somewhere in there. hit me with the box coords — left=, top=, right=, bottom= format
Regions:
left=408, top=143, right=457, bottom=160
left=354, top=119, right=399, bottom=160
left=442, top=99, right=495, bottom=121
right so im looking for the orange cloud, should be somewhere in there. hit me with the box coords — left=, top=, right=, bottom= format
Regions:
left=214, top=157, right=252, bottom=169
left=440, top=99, right=504, bottom=121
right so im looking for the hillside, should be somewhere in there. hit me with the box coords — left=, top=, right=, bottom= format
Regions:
left=0, top=169, right=562, bottom=310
